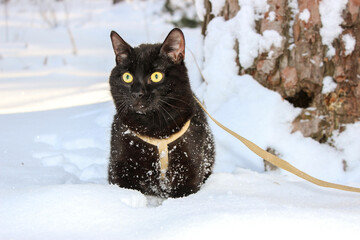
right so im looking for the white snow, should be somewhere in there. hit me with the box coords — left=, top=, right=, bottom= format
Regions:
left=342, top=33, right=356, bottom=56
left=259, top=30, right=283, bottom=53
left=1, top=0, right=360, bottom=239
left=209, top=0, right=226, bottom=16
left=333, top=122, right=360, bottom=183
left=194, top=0, right=205, bottom=21
left=267, top=11, right=276, bottom=21
left=299, top=8, right=310, bottom=23
left=319, top=0, right=348, bottom=57
left=322, top=76, right=337, bottom=94
left=202, top=0, right=269, bottom=91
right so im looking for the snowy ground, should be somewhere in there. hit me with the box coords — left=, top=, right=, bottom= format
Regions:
left=1, top=0, right=360, bottom=239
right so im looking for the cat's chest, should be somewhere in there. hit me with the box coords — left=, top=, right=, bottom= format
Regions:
left=120, top=129, right=193, bottom=161
left=118, top=124, right=198, bottom=176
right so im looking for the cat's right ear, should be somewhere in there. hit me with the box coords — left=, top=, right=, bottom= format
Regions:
left=110, top=31, right=132, bottom=65
left=160, top=28, right=185, bottom=64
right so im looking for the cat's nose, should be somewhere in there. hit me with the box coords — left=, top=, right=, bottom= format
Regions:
left=131, top=92, right=144, bottom=99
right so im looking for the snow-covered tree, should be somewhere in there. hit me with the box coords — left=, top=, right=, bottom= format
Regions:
left=201, top=0, right=360, bottom=143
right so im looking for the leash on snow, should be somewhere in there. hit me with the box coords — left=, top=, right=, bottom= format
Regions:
left=194, top=96, right=360, bottom=193
left=188, top=48, right=360, bottom=194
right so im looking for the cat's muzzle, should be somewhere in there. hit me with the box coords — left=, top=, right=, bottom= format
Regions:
left=131, top=100, right=149, bottom=115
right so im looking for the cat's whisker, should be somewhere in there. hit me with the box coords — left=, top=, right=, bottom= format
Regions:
left=163, top=96, right=191, bottom=106
left=112, top=94, right=126, bottom=97
left=115, top=101, right=125, bottom=110
left=158, top=99, right=188, bottom=110
left=151, top=110, right=155, bottom=128
left=156, top=110, right=163, bottom=129
left=159, top=100, right=185, bottom=124
left=157, top=106, right=168, bottom=128
left=159, top=103, right=180, bottom=130
left=116, top=102, right=128, bottom=118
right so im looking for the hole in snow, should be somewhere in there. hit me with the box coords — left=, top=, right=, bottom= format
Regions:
left=285, top=89, right=313, bottom=108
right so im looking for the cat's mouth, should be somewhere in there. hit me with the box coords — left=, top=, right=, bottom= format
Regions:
left=131, top=102, right=149, bottom=115
left=136, top=109, right=146, bottom=115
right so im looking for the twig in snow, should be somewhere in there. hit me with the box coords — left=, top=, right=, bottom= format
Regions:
left=3, top=0, right=9, bottom=42
left=63, top=0, right=77, bottom=55
left=37, top=0, right=58, bottom=28
left=186, top=46, right=208, bottom=84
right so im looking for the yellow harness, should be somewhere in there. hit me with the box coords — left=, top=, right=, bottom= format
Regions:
left=134, top=120, right=191, bottom=180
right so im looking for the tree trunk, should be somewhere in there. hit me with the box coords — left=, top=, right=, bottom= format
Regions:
left=202, top=0, right=360, bottom=143
left=113, top=0, right=124, bottom=4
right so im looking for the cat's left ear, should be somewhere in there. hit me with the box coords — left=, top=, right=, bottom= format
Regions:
left=160, top=28, right=185, bottom=64
left=110, top=31, right=132, bottom=65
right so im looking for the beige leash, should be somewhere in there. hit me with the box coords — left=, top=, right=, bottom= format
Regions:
left=194, top=96, right=360, bottom=193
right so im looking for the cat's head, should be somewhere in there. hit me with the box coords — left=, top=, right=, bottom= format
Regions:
left=109, top=28, right=194, bottom=137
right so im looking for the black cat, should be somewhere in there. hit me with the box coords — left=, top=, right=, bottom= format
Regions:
left=108, top=28, right=215, bottom=198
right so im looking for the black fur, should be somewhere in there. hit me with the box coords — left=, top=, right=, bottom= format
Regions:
left=108, top=28, right=215, bottom=198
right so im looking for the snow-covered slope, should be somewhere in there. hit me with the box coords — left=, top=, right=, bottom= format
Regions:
left=1, top=0, right=359, bottom=239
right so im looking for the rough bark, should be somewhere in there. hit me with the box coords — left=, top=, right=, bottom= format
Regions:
left=202, top=0, right=215, bottom=35
left=202, top=0, right=360, bottom=143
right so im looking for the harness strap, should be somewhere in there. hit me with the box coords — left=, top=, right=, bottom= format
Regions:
left=194, top=96, right=360, bottom=193
left=134, top=120, right=191, bottom=179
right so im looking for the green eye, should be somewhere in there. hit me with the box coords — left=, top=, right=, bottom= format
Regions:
left=122, top=72, right=133, bottom=83
left=150, top=72, right=163, bottom=83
